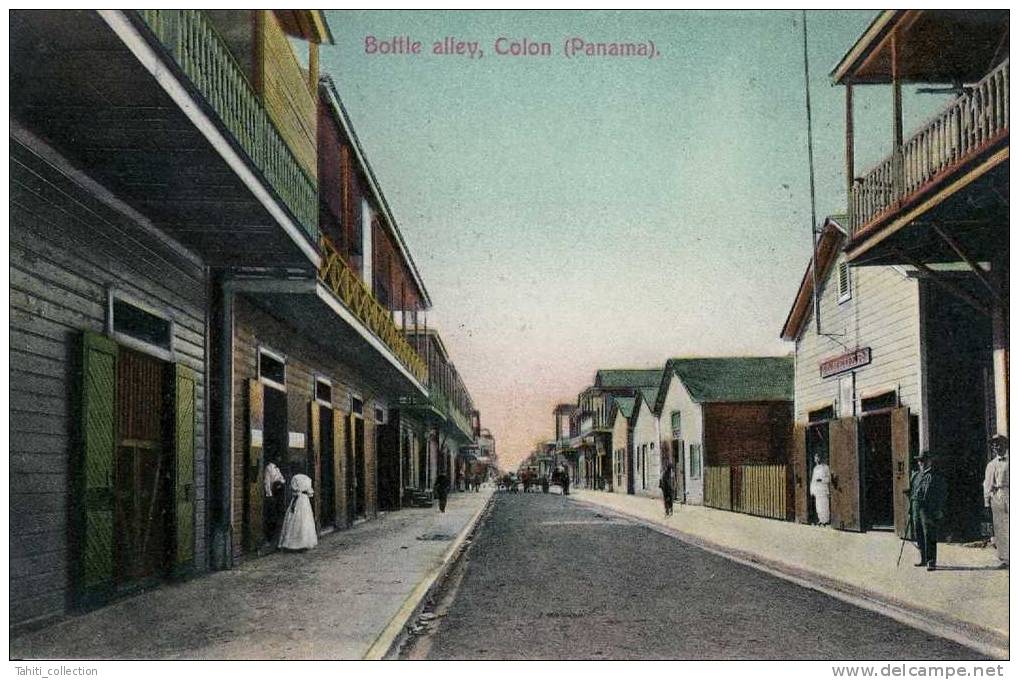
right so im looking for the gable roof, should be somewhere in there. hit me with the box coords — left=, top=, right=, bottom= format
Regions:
left=656, top=356, right=793, bottom=408
left=609, top=396, right=635, bottom=422
left=780, top=216, right=847, bottom=342
left=594, top=369, right=662, bottom=389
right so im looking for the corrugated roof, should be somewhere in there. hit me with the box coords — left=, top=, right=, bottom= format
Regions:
left=595, top=369, right=662, bottom=389
left=665, top=357, right=793, bottom=403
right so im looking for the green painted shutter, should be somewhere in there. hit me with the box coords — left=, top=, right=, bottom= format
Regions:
left=80, top=331, right=117, bottom=600
left=174, top=364, right=197, bottom=568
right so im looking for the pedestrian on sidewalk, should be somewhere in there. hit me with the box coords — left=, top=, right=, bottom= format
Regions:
left=983, top=435, right=1009, bottom=567
left=263, top=460, right=287, bottom=549
left=561, top=470, right=570, bottom=496
left=909, top=450, right=946, bottom=571
left=659, top=464, right=675, bottom=516
left=278, top=473, right=318, bottom=551
left=809, top=454, right=831, bottom=526
left=435, top=471, right=451, bottom=512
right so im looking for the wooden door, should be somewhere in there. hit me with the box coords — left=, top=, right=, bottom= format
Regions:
left=245, top=379, right=264, bottom=553
left=78, top=331, right=118, bottom=604
left=673, top=439, right=686, bottom=503
left=308, top=400, right=321, bottom=530
left=890, top=407, right=912, bottom=538
left=792, top=423, right=808, bottom=523
left=332, top=408, right=347, bottom=527
left=173, top=364, right=197, bottom=571
left=830, top=417, right=861, bottom=532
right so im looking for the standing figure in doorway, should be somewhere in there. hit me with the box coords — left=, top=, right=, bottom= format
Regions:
left=809, top=454, right=831, bottom=526
left=910, top=450, right=947, bottom=571
left=561, top=469, right=570, bottom=496
left=263, top=460, right=287, bottom=548
left=983, top=435, right=1009, bottom=567
left=278, top=473, right=317, bottom=551
left=659, top=463, right=675, bottom=516
left=435, top=471, right=451, bottom=512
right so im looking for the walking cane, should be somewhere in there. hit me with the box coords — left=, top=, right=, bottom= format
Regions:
left=896, top=510, right=914, bottom=568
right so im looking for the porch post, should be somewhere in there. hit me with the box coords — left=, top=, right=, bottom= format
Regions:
left=891, top=31, right=904, bottom=196
left=992, top=255, right=1010, bottom=436
left=845, top=84, right=855, bottom=227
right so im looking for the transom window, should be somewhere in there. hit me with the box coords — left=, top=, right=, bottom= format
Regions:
left=315, top=378, right=332, bottom=405
left=109, top=291, right=173, bottom=355
left=258, top=347, right=286, bottom=390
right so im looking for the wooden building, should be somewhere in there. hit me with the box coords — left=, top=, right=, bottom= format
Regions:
left=827, top=10, right=1007, bottom=539
left=609, top=398, right=637, bottom=495
left=653, top=357, right=794, bottom=507
left=10, top=9, right=331, bottom=626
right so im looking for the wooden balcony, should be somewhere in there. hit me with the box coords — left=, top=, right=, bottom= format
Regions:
left=137, top=9, right=318, bottom=241
left=319, top=237, right=428, bottom=384
left=850, top=59, right=1009, bottom=240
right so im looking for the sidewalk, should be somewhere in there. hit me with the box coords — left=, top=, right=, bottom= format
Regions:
left=11, top=489, right=492, bottom=660
left=572, top=490, right=1008, bottom=656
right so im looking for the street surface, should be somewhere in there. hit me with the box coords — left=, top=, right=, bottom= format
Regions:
left=408, top=491, right=985, bottom=660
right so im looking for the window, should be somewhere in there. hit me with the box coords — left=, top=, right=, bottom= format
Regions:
left=837, top=257, right=852, bottom=303
left=861, top=391, right=898, bottom=413
left=374, top=406, right=387, bottom=423
left=257, top=347, right=286, bottom=390
left=109, top=292, right=173, bottom=356
left=351, top=396, right=364, bottom=417
left=670, top=410, right=681, bottom=435
left=808, top=405, right=834, bottom=423
left=690, top=444, right=702, bottom=480
left=315, top=378, right=332, bottom=406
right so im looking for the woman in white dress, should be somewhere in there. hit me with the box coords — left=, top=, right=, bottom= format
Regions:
left=809, top=454, right=831, bottom=526
left=278, top=473, right=318, bottom=550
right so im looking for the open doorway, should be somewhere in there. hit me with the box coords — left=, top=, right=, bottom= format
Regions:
left=859, top=408, right=894, bottom=530
left=351, top=399, right=366, bottom=519
left=805, top=406, right=833, bottom=525
left=114, top=347, right=172, bottom=587
left=318, top=403, right=336, bottom=528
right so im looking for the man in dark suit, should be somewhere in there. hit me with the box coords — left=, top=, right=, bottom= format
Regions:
left=910, top=450, right=947, bottom=571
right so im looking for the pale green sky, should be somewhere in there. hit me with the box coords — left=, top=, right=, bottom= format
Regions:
left=318, top=10, right=951, bottom=469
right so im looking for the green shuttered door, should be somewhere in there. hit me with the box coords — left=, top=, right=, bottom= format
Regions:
left=174, top=364, right=197, bottom=568
left=80, top=331, right=117, bottom=598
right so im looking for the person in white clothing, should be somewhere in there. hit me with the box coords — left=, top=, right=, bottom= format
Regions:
left=983, top=435, right=1009, bottom=567
left=809, top=454, right=831, bottom=526
left=263, top=461, right=287, bottom=547
left=278, top=473, right=318, bottom=551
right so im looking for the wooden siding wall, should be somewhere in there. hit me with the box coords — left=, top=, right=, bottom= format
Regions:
left=317, top=99, right=345, bottom=252
left=371, top=219, right=422, bottom=312
left=658, top=374, right=705, bottom=505
left=10, top=137, right=208, bottom=625
left=794, top=265, right=922, bottom=427
left=703, top=401, right=794, bottom=467
left=230, top=296, right=386, bottom=560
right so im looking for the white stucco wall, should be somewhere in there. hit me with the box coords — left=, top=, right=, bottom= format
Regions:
left=611, top=410, right=629, bottom=494
left=632, top=399, right=660, bottom=497
left=658, top=373, right=705, bottom=505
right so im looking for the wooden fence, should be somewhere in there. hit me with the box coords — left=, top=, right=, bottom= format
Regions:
left=704, top=464, right=789, bottom=521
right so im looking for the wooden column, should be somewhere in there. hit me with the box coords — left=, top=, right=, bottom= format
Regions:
left=891, top=32, right=904, bottom=195
left=845, top=84, right=855, bottom=226
left=992, top=255, right=1010, bottom=436
left=308, top=41, right=320, bottom=92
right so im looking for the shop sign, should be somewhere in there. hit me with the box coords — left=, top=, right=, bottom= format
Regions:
left=820, top=347, right=871, bottom=378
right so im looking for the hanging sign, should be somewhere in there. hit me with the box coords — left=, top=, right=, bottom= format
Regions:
left=820, top=347, right=871, bottom=378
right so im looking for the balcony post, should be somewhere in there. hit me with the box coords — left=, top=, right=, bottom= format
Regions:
left=845, top=84, right=855, bottom=228
left=891, top=31, right=904, bottom=198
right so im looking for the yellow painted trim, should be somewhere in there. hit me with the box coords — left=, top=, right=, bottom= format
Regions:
left=847, top=145, right=1009, bottom=262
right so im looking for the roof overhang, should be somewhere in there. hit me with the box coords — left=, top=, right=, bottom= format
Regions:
left=274, top=10, right=334, bottom=45
left=228, top=277, right=428, bottom=399
left=832, top=10, right=1009, bottom=85
left=780, top=218, right=848, bottom=341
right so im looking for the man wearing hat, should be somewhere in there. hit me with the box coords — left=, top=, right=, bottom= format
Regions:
left=983, top=435, right=1009, bottom=567
left=909, top=450, right=947, bottom=571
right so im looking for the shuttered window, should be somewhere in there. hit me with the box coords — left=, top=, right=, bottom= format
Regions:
left=690, top=444, right=703, bottom=480
left=837, top=257, right=852, bottom=303
left=671, top=410, right=681, bottom=435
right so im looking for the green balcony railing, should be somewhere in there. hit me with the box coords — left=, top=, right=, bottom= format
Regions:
left=137, top=9, right=319, bottom=242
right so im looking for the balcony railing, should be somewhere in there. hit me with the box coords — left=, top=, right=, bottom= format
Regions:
left=137, top=9, right=319, bottom=242
left=319, top=237, right=428, bottom=384
left=851, top=58, right=1009, bottom=236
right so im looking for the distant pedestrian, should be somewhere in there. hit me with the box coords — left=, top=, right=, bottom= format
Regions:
left=909, top=450, right=947, bottom=571
left=983, top=435, right=1009, bottom=567
left=561, top=471, right=570, bottom=496
left=659, top=465, right=675, bottom=516
left=541, top=476, right=549, bottom=494
left=435, top=472, right=451, bottom=512
left=809, top=454, right=831, bottom=526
